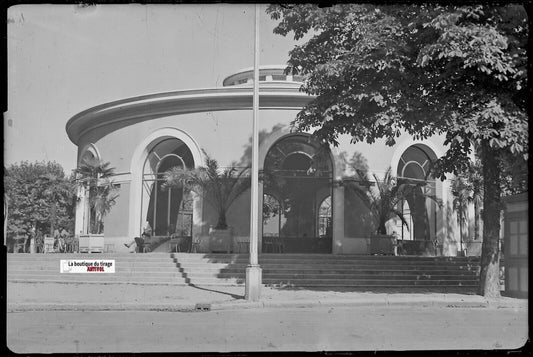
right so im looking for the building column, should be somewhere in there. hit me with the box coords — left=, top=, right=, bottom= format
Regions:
left=75, top=185, right=88, bottom=236
left=332, top=180, right=345, bottom=255
left=192, top=190, right=203, bottom=243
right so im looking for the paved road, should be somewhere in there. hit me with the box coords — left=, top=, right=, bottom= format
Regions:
left=7, top=305, right=527, bottom=353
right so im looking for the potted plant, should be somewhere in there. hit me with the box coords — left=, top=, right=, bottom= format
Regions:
left=345, top=167, right=438, bottom=255
left=75, top=157, right=119, bottom=253
left=163, top=151, right=250, bottom=253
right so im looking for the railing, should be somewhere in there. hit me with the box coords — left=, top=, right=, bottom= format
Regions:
left=262, top=236, right=332, bottom=254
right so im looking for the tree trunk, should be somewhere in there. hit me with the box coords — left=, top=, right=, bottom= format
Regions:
left=474, top=199, right=479, bottom=241
left=458, top=210, right=463, bottom=254
left=377, top=221, right=387, bottom=235
left=217, top=211, right=228, bottom=230
left=50, top=202, right=57, bottom=236
left=478, top=142, right=501, bottom=298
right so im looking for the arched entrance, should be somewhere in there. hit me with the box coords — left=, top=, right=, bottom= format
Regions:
left=396, top=144, right=438, bottom=242
left=262, top=134, right=333, bottom=253
left=141, top=138, right=194, bottom=237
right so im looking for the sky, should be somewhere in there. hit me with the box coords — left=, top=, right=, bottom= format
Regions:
left=6, top=4, right=302, bottom=173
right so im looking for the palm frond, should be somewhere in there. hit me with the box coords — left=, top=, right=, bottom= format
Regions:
left=162, top=152, right=250, bottom=229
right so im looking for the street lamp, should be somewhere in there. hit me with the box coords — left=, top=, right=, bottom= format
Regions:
left=245, top=3, right=262, bottom=301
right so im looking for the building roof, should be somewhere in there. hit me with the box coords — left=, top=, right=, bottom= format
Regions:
left=65, top=67, right=313, bottom=145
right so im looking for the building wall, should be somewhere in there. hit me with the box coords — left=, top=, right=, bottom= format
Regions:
left=102, top=182, right=130, bottom=238
left=76, top=107, right=460, bottom=254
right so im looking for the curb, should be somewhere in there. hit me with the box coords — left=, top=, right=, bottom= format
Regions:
left=8, top=297, right=526, bottom=313
left=8, top=303, right=198, bottom=313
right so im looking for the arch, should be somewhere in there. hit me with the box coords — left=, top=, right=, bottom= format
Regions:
left=78, top=143, right=101, bottom=164
left=390, top=141, right=441, bottom=179
left=262, top=133, right=333, bottom=253
left=154, top=153, right=186, bottom=174
left=128, top=127, right=203, bottom=238
left=317, top=195, right=332, bottom=238
left=395, top=144, right=439, bottom=242
left=141, top=138, right=195, bottom=236
left=259, top=128, right=338, bottom=178
left=281, top=152, right=313, bottom=171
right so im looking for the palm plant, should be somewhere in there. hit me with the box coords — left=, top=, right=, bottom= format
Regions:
left=451, top=175, right=471, bottom=252
left=345, top=167, right=414, bottom=235
left=346, top=167, right=442, bottom=236
left=75, top=157, right=118, bottom=234
left=468, top=160, right=483, bottom=241
left=163, top=152, right=250, bottom=230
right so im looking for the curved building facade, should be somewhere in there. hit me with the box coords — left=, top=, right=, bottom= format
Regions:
left=66, top=65, right=462, bottom=255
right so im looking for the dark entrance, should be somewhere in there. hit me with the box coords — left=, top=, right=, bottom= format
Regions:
left=262, top=134, right=333, bottom=253
left=142, top=138, right=194, bottom=237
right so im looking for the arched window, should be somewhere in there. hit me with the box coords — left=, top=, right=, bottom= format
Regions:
left=397, top=145, right=434, bottom=183
left=396, top=145, right=437, bottom=241
left=318, top=196, right=332, bottom=238
left=142, top=138, right=194, bottom=236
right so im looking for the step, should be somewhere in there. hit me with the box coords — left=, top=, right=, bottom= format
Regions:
left=181, top=270, right=478, bottom=278
left=8, top=273, right=186, bottom=281
left=8, top=271, right=183, bottom=280
left=182, top=277, right=478, bottom=287
left=8, top=277, right=188, bottom=285
left=172, top=254, right=480, bottom=263
left=8, top=262, right=479, bottom=272
left=172, top=253, right=480, bottom=260
left=175, top=264, right=479, bottom=274
left=177, top=265, right=478, bottom=274
left=7, top=254, right=172, bottom=265
left=7, top=262, right=179, bottom=269
left=173, top=258, right=480, bottom=266
left=183, top=275, right=478, bottom=284
left=178, top=266, right=478, bottom=274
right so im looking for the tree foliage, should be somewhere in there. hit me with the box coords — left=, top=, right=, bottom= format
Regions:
left=4, top=161, right=76, bottom=239
left=268, top=4, right=527, bottom=168
left=268, top=4, right=528, bottom=297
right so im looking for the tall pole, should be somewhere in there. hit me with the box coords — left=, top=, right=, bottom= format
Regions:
left=245, top=3, right=262, bottom=301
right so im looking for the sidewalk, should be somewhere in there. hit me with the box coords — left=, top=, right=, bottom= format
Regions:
left=7, top=281, right=527, bottom=312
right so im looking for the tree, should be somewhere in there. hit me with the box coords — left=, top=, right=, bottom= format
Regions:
left=75, top=157, right=118, bottom=234
left=267, top=4, right=528, bottom=297
left=38, top=172, right=76, bottom=235
left=163, top=151, right=250, bottom=230
left=4, top=161, right=76, bottom=240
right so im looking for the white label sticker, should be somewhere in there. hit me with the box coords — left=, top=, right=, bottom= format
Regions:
left=60, top=260, right=115, bottom=273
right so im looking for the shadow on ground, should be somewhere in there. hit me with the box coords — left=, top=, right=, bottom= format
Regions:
left=188, top=283, right=244, bottom=300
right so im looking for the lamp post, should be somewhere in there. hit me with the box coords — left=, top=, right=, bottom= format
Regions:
left=245, top=3, right=262, bottom=301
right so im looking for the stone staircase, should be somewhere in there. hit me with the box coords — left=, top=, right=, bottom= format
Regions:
left=7, top=253, right=481, bottom=292
left=173, top=253, right=481, bottom=292
left=7, top=253, right=187, bottom=285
